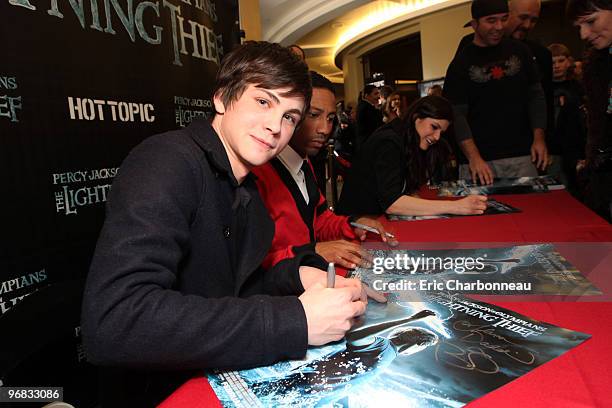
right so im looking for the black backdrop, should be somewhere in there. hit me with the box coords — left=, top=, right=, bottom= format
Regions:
left=1, top=0, right=239, bottom=405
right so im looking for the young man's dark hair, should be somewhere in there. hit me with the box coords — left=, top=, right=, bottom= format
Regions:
left=310, top=70, right=335, bottom=96
left=548, top=43, right=571, bottom=58
left=213, top=41, right=312, bottom=114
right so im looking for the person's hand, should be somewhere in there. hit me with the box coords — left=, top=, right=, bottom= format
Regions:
left=450, top=195, right=488, bottom=215
left=335, top=275, right=387, bottom=303
left=469, top=157, right=494, bottom=185
left=299, top=282, right=366, bottom=345
left=299, top=267, right=387, bottom=303
left=576, top=159, right=586, bottom=172
left=360, top=282, right=388, bottom=303
left=352, top=216, right=398, bottom=246
left=531, top=130, right=549, bottom=170
left=315, top=240, right=370, bottom=269
left=299, top=266, right=328, bottom=290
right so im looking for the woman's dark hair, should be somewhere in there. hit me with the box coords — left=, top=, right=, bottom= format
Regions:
left=401, top=96, right=454, bottom=192
left=566, top=0, right=611, bottom=21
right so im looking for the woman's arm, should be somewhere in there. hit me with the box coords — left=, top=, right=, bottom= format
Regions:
left=386, top=194, right=487, bottom=216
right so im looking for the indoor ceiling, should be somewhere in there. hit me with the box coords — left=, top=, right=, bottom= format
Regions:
left=259, top=0, right=468, bottom=82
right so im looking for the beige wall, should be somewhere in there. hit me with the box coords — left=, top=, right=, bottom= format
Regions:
left=420, top=3, right=472, bottom=80
left=339, top=2, right=472, bottom=103
left=239, top=0, right=262, bottom=41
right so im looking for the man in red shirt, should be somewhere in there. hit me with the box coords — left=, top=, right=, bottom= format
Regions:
left=254, top=71, right=396, bottom=271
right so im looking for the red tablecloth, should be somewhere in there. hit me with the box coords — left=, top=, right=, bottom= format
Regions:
left=159, top=191, right=612, bottom=408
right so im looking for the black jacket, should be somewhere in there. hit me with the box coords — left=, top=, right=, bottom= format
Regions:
left=355, top=99, right=383, bottom=151
left=81, top=119, right=323, bottom=405
left=337, top=120, right=406, bottom=216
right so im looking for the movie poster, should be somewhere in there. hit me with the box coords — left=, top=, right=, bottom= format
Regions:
left=208, top=293, right=590, bottom=407
left=354, top=244, right=600, bottom=296
left=387, top=199, right=520, bottom=221
left=437, top=176, right=564, bottom=197
left=1, top=1, right=239, bottom=404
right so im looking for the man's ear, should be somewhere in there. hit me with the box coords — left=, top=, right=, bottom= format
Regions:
left=213, top=92, right=226, bottom=115
left=470, top=19, right=478, bottom=30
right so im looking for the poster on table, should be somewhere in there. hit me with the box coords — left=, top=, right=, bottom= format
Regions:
left=437, top=176, right=564, bottom=197
left=354, top=244, right=601, bottom=296
left=208, top=292, right=590, bottom=407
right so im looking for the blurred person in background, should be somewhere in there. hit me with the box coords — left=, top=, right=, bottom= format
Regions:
left=547, top=43, right=587, bottom=195
left=355, top=85, right=383, bottom=152
left=383, top=92, right=401, bottom=123
left=427, top=85, right=443, bottom=97
left=567, top=0, right=612, bottom=222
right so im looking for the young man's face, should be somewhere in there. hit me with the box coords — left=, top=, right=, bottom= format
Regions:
left=506, top=0, right=541, bottom=40
left=472, top=13, right=509, bottom=47
left=552, top=55, right=572, bottom=81
left=213, top=85, right=304, bottom=173
left=289, top=87, right=336, bottom=158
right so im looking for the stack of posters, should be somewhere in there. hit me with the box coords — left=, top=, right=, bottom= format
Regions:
left=437, top=176, right=564, bottom=197
left=387, top=199, right=520, bottom=221
left=208, top=291, right=590, bottom=407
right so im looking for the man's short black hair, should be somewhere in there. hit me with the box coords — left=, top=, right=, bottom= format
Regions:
left=288, top=44, right=306, bottom=60
left=363, top=84, right=378, bottom=96
left=310, top=71, right=335, bottom=96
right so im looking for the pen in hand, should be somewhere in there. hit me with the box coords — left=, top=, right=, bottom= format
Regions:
left=327, top=262, right=335, bottom=288
left=349, top=221, right=396, bottom=239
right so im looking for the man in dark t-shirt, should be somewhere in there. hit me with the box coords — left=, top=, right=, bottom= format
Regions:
left=455, top=0, right=553, bottom=173
left=443, top=0, right=548, bottom=184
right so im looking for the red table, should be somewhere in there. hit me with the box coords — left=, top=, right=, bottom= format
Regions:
left=160, top=191, right=612, bottom=408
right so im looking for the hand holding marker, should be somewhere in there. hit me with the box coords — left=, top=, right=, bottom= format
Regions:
left=349, top=221, right=396, bottom=239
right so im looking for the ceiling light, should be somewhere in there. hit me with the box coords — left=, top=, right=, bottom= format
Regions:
left=335, top=0, right=449, bottom=54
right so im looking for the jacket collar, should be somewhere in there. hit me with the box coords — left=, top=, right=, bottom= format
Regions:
left=277, top=145, right=305, bottom=177
left=186, top=117, right=255, bottom=187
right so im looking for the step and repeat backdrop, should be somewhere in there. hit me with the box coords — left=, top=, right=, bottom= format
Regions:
left=1, top=0, right=239, bottom=405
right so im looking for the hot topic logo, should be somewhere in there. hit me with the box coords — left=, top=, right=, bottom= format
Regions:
left=68, top=97, right=155, bottom=122
left=53, top=167, right=119, bottom=215
left=1, top=75, right=22, bottom=123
